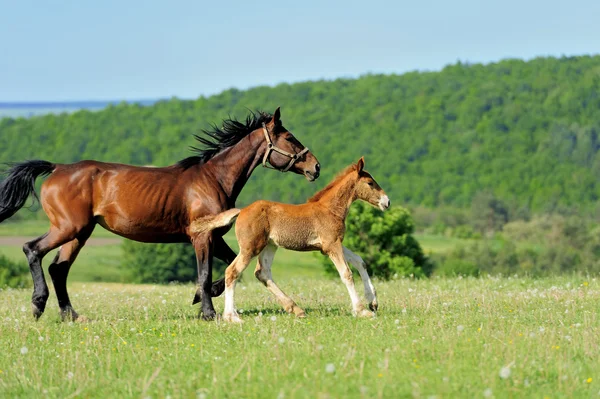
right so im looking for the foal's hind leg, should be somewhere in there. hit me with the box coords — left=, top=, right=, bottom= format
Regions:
left=23, top=226, right=80, bottom=319
left=254, top=244, right=305, bottom=317
left=222, top=252, right=254, bottom=323
left=343, top=246, right=378, bottom=312
left=48, top=227, right=94, bottom=321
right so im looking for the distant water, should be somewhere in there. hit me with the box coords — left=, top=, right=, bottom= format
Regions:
left=0, top=99, right=158, bottom=118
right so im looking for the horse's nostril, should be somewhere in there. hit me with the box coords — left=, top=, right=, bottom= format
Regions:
left=315, top=163, right=320, bottom=173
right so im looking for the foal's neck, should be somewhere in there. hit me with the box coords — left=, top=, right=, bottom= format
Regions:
left=204, top=129, right=266, bottom=205
left=317, top=177, right=357, bottom=220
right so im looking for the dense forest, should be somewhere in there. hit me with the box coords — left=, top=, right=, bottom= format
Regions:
left=2, top=55, right=600, bottom=213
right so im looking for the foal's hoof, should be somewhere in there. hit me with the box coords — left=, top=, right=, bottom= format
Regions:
left=293, top=307, right=307, bottom=318
left=357, top=309, right=376, bottom=318
left=222, top=313, right=244, bottom=324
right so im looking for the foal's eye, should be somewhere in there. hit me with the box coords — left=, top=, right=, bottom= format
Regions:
left=367, top=181, right=374, bottom=186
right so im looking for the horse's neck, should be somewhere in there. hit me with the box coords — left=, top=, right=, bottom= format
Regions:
left=203, top=130, right=266, bottom=204
left=319, top=178, right=356, bottom=220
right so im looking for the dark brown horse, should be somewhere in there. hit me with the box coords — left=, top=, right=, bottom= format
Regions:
left=0, top=107, right=320, bottom=321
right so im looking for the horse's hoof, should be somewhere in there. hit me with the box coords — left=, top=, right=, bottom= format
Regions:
left=201, top=312, right=217, bottom=321
left=31, top=304, right=43, bottom=320
left=369, top=301, right=378, bottom=312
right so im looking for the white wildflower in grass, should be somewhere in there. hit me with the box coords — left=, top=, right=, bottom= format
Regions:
left=316, top=344, right=324, bottom=351
left=20, top=306, right=26, bottom=312
left=270, top=316, right=277, bottom=322
left=162, top=299, right=167, bottom=304
left=67, top=371, right=74, bottom=379
left=325, top=363, right=336, bottom=373
left=20, top=347, right=28, bottom=355
left=38, top=336, right=44, bottom=342
left=499, top=366, right=511, bottom=379
left=483, top=388, right=493, bottom=397
left=402, top=308, right=407, bottom=314
left=395, top=319, right=400, bottom=324
left=278, top=337, right=285, bottom=344
left=238, top=309, right=244, bottom=314
left=539, top=327, right=545, bottom=333
left=457, top=325, right=464, bottom=332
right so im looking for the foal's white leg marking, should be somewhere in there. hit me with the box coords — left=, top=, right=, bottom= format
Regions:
left=223, top=254, right=248, bottom=323
left=328, top=247, right=374, bottom=317
left=255, top=244, right=305, bottom=317
left=343, top=246, right=378, bottom=311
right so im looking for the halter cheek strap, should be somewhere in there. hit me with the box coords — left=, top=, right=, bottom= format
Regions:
left=262, top=122, right=310, bottom=172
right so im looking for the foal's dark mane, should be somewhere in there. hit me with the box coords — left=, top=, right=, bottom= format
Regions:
left=177, top=110, right=275, bottom=169
left=307, top=164, right=357, bottom=203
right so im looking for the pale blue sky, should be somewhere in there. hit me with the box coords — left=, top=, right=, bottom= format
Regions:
left=1, top=0, right=599, bottom=102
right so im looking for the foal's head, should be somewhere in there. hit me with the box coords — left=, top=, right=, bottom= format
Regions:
left=262, top=107, right=321, bottom=181
left=353, top=157, right=390, bottom=211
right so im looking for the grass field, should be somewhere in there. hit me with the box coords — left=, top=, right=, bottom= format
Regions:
left=0, top=277, right=599, bottom=398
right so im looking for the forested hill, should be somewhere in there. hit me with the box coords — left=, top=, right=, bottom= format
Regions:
left=1, top=55, right=600, bottom=212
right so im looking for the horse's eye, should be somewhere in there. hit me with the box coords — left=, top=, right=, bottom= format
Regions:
left=367, top=181, right=374, bottom=186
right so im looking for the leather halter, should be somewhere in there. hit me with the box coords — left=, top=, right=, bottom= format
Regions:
left=261, top=122, right=309, bottom=172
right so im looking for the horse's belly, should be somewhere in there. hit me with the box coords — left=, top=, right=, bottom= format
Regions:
left=96, top=215, right=188, bottom=243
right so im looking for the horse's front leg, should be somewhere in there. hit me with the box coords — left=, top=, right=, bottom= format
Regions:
left=343, top=246, right=378, bottom=312
left=192, top=233, right=217, bottom=320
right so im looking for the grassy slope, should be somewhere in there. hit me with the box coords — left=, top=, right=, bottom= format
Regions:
left=0, top=277, right=598, bottom=398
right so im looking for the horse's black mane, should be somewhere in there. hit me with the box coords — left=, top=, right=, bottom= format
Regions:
left=177, top=110, right=275, bottom=169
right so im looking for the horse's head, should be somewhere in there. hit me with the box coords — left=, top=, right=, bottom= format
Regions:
left=354, top=157, right=390, bottom=211
left=261, top=107, right=320, bottom=181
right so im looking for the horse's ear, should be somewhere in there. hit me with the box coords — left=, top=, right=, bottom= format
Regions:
left=357, top=157, right=365, bottom=172
left=272, top=107, right=281, bottom=123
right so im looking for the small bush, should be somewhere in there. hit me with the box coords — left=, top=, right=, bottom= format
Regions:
left=319, top=202, right=433, bottom=280
left=122, top=241, right=227, bottom=284
left=0, top=254, right=30, bottom=288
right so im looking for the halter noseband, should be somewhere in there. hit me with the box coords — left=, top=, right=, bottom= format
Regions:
left=262, top=122, right=309, bottom=172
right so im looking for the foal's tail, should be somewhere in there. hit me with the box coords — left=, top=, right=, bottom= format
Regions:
left=190, top=208, right=241, bottom=303
left=190, top=208, right=241, bottom=235
left=0, top=160, right=55, bottom=223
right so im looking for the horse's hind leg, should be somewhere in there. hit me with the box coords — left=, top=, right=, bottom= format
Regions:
left=48, top=226, right=94, bottom=321
left=254, top=244, right=305, bottom=318
left=343, top=246, right=378, bottom=312
left=23, top=226, right=80, bottom=319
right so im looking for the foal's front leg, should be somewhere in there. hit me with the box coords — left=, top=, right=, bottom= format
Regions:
left=343, top=246, right=378, bottom=312
left=327, top=244, right=374, bottom=318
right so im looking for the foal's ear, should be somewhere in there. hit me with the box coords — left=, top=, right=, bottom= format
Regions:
left=357, top=156, right=365, bottom=172
left=272, top=107, right=281, bottom=123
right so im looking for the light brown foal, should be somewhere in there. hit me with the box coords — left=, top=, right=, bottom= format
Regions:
left=191, top=157, right=390, bottom=323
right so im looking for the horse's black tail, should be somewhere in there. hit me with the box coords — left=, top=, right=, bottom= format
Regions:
left=0, top=160, right=55, bottom=223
